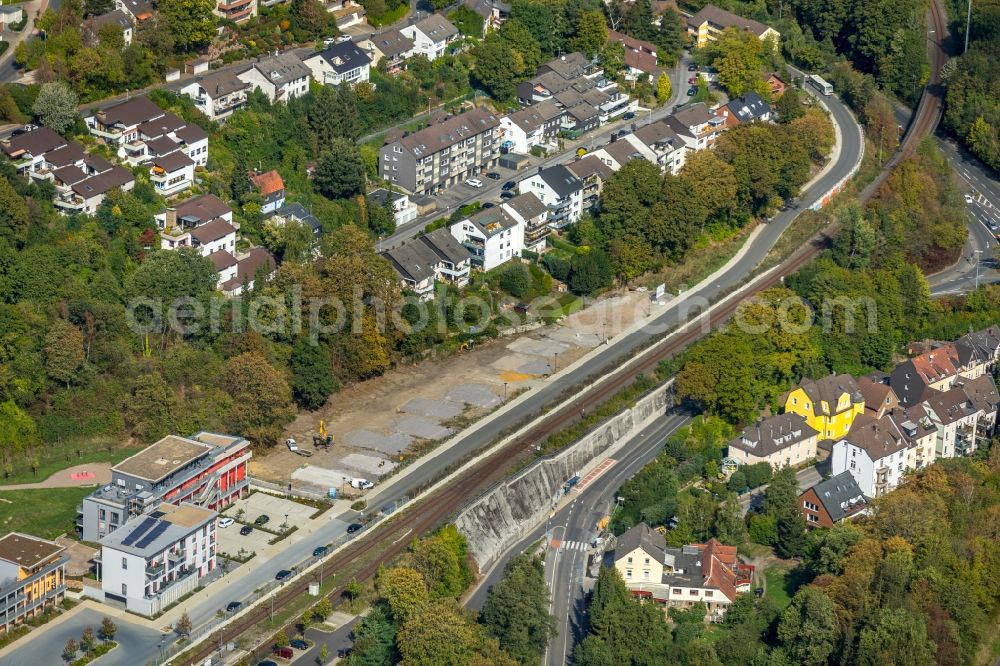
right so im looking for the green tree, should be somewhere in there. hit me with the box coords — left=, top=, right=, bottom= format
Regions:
left=572, top=10, right=607, bottom=57
left=409, top=533, right=466, bottom=599
left=291, top=0, right=330, bottom=39
left=0, top=175, right=30, bottom=248
left=44, top=319, right=85, bottom=387
left=289, top=337, right=337, bottom=410
left=624, top=0, right=655, bottom=41
left=158, top=0, right=216, bottom=51
left=308, top=84, right=360, bottom=145
left=80, top=627, right=97, bottom=654
left=765, top=467, right=806, bottom=558
left=377, top=566, right=429, bottom=624
left=748, top=513, right=777, bottom=545
left=219, top=352, right=296, bottom=446
left=711, top=28, right=766, bottom=98
left=397, top=598, right=514, bottom=666
left=568, top=249, right=612, bottom=294
left=63, top=638, right=78, bottom=662
left=712, top=495, right=746, bottom=544
left=314, top=143, right=366, bottom=200
left=775, top=86, right=805, bottom=123
left=656, top=71, right=672, bottom=104
left=99, top=617, right=117, bottom=642
left=654, top=8, right=684, bottom=64
left=777, top=587, right=839, bottom=665
left=856, top=607, right=936, bottom=666
left=275, top=629, right=290, bottom=648
left=126, top=371, right=175, bottom=440
left=32, top=81, right=78, bottom=133
left=499, top=263, right=531, bottom=298
left=480, top=554, right=555, bottom=664
left=510, top=0, right=567, bottom=57
left=347, top=605, right=396, bottom=665
left=125, top=248, right=217, bottom=335
left=313, top=596, right=332, bottom=621
left=473, top=20, right=542, bottom=101
left=175, top=612, right=192, bottom=636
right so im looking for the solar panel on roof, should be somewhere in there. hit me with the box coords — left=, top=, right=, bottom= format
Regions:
left=121, top=516, right=158, bottom=546
left=134, top=520, right=171, bottom=549
left=149, top=510, right=165, bottom=519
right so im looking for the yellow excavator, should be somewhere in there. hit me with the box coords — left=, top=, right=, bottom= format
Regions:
left=313, top=420, right=333, bottom=449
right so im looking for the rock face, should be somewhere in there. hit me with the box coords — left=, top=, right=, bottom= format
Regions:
left=455, top=381, right=675, bottom=568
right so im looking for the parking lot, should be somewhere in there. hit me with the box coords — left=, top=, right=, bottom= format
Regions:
left=216, top=492, right=319, bottom=559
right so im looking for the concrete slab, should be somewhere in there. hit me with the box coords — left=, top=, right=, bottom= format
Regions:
left=292, top=465, right=354, bottom=489
left=344, top=429, right=413, bottom=454
left=398, top=397, right=463, bottom=419
left=546, top=327, right=602, bottom=348
left=393, top=415, right=452, bottom=440
left=446, top=383, right=502, bottom=408
left=223, top=492, right=316, bottom=526
left=491, top=352, right=539, bottom=372
left=341, top=453, right=398, bottom=477
left=507, top=337, right=569, bottom=356
left=518, top=359, right=553, bottom=375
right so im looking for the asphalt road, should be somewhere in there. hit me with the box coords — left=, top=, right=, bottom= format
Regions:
left=464, top=413, right=692, bottom=666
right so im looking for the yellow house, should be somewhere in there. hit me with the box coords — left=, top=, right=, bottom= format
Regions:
left=686, top=5, right=781, bottom=49
left=784, top=374, right=865, bottom=441
left=0, top=533, right=67, bottom=633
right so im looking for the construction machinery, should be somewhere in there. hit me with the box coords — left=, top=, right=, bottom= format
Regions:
left=312, top=420, right=333, bottom=449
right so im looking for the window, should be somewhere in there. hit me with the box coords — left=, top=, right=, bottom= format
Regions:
left=705, top=591, right=713, bottom=598
left=644, top=558, right=650, bottom=565
left=122, top=583, right=127, bottom=595
left=808, top=514, right=819, bottom=523
left=850, top=460, right=856, bottom=470
left=672, top=589, right=682, bottom=594
left=625, top=569, right=632, bottom=578
left=122, top=557, right=127, bottom=569
left=626, top=557, right=632, bottom=564
left=99, top=509, right=106, bottom=520
left=689, top=590, right=698, bottom=596
left=643, top=570, right=650, bottom=580
left=804, top=501, right=819, bottom=511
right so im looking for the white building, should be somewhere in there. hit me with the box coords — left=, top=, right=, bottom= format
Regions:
left=213, top=0, right=256, bottom=22
left=499, top=100, right=563, bottom=154
left=148, top=150, right=196, bottom=197
left=381, top=228, right=471, bottom=298
left=831, top=415, right=910, bottom=498
left=517, top=165, right=584, bottom=229
left=120, top=111, right=209, bottom=168
left=98, top=502, right=217, bottom=616
left=237, top=53, right=311, bottom=103
left=502, top=192, right=550, bottom=253
left=179, top=71, right=251, bottom=122
left=623, top=120, right=688, bottom=175
left=450, top=206, right=525, bottom=271
left=302, top=41, right=372, bottom=87
left=158, top=194, right=237, bottom=255
left=369, top=188, right=418, bottom=226
left=400, top=14, right=459, bottom=61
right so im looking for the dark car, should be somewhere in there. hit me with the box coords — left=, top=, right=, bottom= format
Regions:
left=687, top=87, right=697, bottom=96
left=485, top=171, right=501, bottom=180
left=290, top=639, right=309, bottom=650
left=337, top=648, right=353, bottom=658
left=347, top=523, right=363, bottom=534
left=313, top=545, right=328, bottom=557
left=501, top=180, right=516, bottom=191
left=273, top=646, right=293, bottom=659
left=254, top=514, right=270, bottom=526
left=623, top=111, right=636, bottom=120
left=688, top=64, right=697, bottom=71
left=275, top=569, right=292, bottom=581
left=500, top=191, right=515, bottom=200
left=258, top=661, right=278, bottom=666
left=226, top=601, right=242, bottom=613
left=481, top=202, right=495, bottom=209
left=240, top=525, right=253, bottom=536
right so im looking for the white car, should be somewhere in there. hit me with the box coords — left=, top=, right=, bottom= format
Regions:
left=219, top=517, right=235, bottom=528
left=964, top=194, right=974, bottom=204
left=465, top=178, right=483, bottom=188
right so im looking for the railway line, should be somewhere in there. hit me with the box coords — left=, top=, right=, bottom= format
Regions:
left=177, top=3, right=950, bottom=662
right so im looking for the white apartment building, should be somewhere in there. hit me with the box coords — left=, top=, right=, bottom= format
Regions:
left=179, top=71, right=251, bottom=121
left=302, top=41, right=372, bottom=87
left=400, top=14, right=458, bottom=61
left=237, top=52, right=311, bottom=103
left=517, top=165, right=584, bottom=229
left=450, top=205, right=525, bottom=271
left=832, top=415, right=910, bottom=498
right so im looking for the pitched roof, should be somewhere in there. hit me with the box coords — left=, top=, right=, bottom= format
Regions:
left=957, top=374, right=1000, bottom=413
left=614, top=523, right=666, bottom=563
left=954, top=325, right=1000, bottom=366
left=222, top=248, right=276, bottom=291
left=44, top=142, right=86, bottom=168
left=2, top=126, right=66, bottom=158
left=246, top=52, right=310, bottom=86
left=506, top=100, right=562, bottom=133
left=196, top=70, right=250, bottom=98
left=190, top=218, right=236, bottom=244
left=728, top=412, right=818, bottom=458
left=382, top=239, right=438, bottom=284
left=602, top=138, right=646, bottom=165
left=397, top=106, right=500, bottom=157
left=805, top=471, right=867, bottom=522
left=420, top=227, right=470, bottom=265
left=502, top=192, right=548, bottom=220
left=857, top=376, right=897, bottom=413
left=271, top=202, right=321, bottom=233
left=798, top=373, right=863, bottom=412
left=532, top=164, right=582, bottom=197
left=208, top=249, right=238, bottom=271
left=922, top=386, right=978, bottom=426
left=891, top=344, right=961, bottom=405
left=71, top=165, right=134, bottom=198
left=631, top=120, right=683, bottom=153
left=696, top=539, right=738, bottom=602
left=145, top=135, right=183, bottom=156
left=540, top=52, right=590, bottom=80
left=565, top=155, right=614, bottom=182
left=151, top=150, right=194, bottom=172
left=672, top=102, right=715, bottom=128
left=98, top=95, right=163, bottom=127
left=726, top=92, right=771, bottom=123
left=307, top=40, right=373, bottom=74
left=465, top=206, right=519, bottom=237
left=687, top=4, right=772, bottom=38
left=174, top=194, right=232, bottom=223
left=463, top=0, right=510, bottom=18
left=117, top=0, right=153, bottom=19
left=606, top=30, right=658, bottom=55
left=843, top=414, right=907, bottom=461
left=88, top=9, right=132, bottom=31
left=249, top=169, right=285, bottom=196
left=173, top=123, right=208, bottom=145
left=370, top=28, right=415, bottom=58
left=413, top=13, right=458, bottom=42
left=137, top=112, right=187, bottom=139
left=624, top=48, right=661, bottom=76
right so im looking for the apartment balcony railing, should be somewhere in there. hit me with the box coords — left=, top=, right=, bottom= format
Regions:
left=146, top=562, right=165, bottom=578
left=54, top=194, right=86, bottom=212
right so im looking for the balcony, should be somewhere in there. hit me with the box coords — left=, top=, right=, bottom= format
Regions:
left=146, top=562, right=165, bottom=578
left=54, top=193, right=87, bottom=212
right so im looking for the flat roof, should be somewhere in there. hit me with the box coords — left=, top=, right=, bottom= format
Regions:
left=100, top=502, right=216, bottom=557
left=112, top=435, right=213, bottom=483
left=0, top=533, right=65, bottom=569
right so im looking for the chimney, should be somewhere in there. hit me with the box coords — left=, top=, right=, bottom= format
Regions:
left=165, top=207, right=177, bottom=229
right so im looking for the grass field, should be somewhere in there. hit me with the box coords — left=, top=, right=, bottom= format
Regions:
left=763, top=562, right=809, bottom=612
left=0, top=487, right=92, bottom=539
left=0, top=444, right=140, bottom=487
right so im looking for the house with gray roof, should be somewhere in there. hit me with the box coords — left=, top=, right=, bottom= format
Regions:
left=517, top=164, right=583, bottom=228
left=238, top=52, right=311, bottom=103
left=799, top=471, right=867, bottom=528
left=450, top=206, right=524, bottom=271
left=179, top=70, right=251, bottom=121
left=303, top=40, right=372, bottom=87
left=728, top=413, right=819, bottom=469
left=401, top=14, right=459, bottom=61
left=360, top=29, right=415, bottom=72
left=382, top=228, right=471, bottom=297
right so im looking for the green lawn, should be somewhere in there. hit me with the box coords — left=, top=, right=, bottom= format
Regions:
left=0, top=487, right=92, bottom=539
left=763, top=564, right=793, bottom=610
left=0, top=444, right=141, bottom=487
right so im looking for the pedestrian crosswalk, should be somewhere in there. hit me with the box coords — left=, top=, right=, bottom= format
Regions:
left=558, top=540, right=588, bottom=552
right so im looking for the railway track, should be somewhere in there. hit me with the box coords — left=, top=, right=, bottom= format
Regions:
left=178, top=4, right=950, bottom=662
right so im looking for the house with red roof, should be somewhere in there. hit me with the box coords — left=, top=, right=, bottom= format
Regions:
left=249, top=169, right=286, bottom=214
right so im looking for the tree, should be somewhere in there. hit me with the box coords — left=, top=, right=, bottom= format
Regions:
left=289, top=337, right=337, bottom=410
left=99, top=617, right=117, bottom=642
left=712, top=495, right=746, bottom=544
left=274, top=629, right=290, bottom=648
left=44, top=319, right=85, bottom=387
left=832, top=208, right=877, bottom=269
left=711, top=28, right=766, bottom=98
left=230, top=153, right=252, bottom=203
left=777, top=587, right=839, bottom=665
left=572, top=11, right=607, bottom=57
left=291, top=0, right=330, bottom=39
left=80, top=626, right=97, bottom=654
left=319, top=643, right=329, bottom=663
left=654, top=8, right=684, bottom=64
left=0, top=175, right=29, bottom=249
left=409, top=533, right=467, bottom=599
left=775, top=86, right=805, bottom=123
left=765, top=467, right=806, bottom=557
left=499, top=263, right=531, bottom=298
left=398, top=598, right=513, bottom=666
left=473, top=20, right=542, bottom=101
left=175, top=612, right=193, bottom=636
left=32, top=81, right=78, bottom=133
left=568, top=249, right=612, bottom=294
left=314, top=143, right=366, bottom=200
left=856, top=607, right=936, bottom=666
left=480, top=554, right=555, bottom=664
left=308, top=85, right=360, bottom=145
left=348, top=605, right=396, bottom=665
left=377, top=566, right=429, bottom=624
left=85, top=0, right=115, bottom=15
left=158, top=0, right=216, bottom=51
left=656, top=72, right=672, bottom=104
left=125, top=248, right=217, bottom=335
left=623, top=0, right=655, bottom=41
left=127, top=371, right=175, bottom=440
left=509, top=0, right=567, bottom=57
left=748, top=513, right=777, bottom=545
left=63, top=638, right=79, bottom=662
left=313, top=596, right=332, bottom=621
left=219, top=352, right=296, bottom=446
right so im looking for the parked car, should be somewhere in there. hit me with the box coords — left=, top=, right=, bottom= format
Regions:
left=240, top=525, right=253, bottom=536
left=273, top=646, right=293, bottom=659
left=254, top=515, right=270, bottom=526
left=258, top=661, right=278, bottom=666
left=485, top=171, right=501, bottom=180
left=989, top=219, right=999, bottom=231
left=218, top=517, right=234, bottom=528
left=312, top=546, right=328, bottom=557
left=501, top=181, right=517, bottom=191
left=964, top=194, right=974, bottom=204
left=687, top=87, right=697, bottom=96
left=465, top=178, right=484, bottom=188
left=226, top=601, right=242, bottom=613
left=337, top=648, right=353, bottom=658
left=290, top=639, right=309, bottom=650
left=347, top=523, right=363, bottom=534
left=688, top=64, right=697, bottom=71
left=623, top=111, right=636, bottom=120
left=275, top=569, right=292, bottom=581
left=481, top=202, right=495, bottom=209
left=688, top=77, right=697, bottom=84
left=500, top=191, right=515, bottom=200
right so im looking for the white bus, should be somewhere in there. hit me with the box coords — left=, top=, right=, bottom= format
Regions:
left=809, top=74, right=833, bottom=96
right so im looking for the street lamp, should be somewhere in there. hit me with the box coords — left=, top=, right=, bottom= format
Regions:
left=553, top=351, right=560, bottom=373
left=503, top=382, right=508, bottom=400
left=974, top=249, right=983, bottom=289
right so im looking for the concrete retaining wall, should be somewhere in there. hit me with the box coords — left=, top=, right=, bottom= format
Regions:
left=455, top=380, right=674, bottom=569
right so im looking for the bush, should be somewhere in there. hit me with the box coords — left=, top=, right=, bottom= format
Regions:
left=499, top=264, right=531, bottom=298
left=748, top=513, right=777, bottom=545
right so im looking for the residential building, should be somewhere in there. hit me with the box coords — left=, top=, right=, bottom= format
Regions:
left=832, top=414, right=910, bottom=497
left=179, top=71, right=251, bottom=121
left=78, top=432, right=251, bottom=543
left=502, top=191, right=551, bottom=252
left=237, top=52, right=311, bottom=103
left=1, top=126, right=70, bottom=175
left=784, top=373, right=865, bottom=441
left=450, top=206, right=524, bottom=271
left=157, top=193, right=236, bottom=255
left=382, top=229, right=471, bottom=297
left=517, top=53, right=632, bottom=125
left=765, top=72, right=786, bottom=99
left=379, top=106, right=501, bottom=195
left=359, top=29, right=415, bottom=73
left=798, top=471, right=867, bottom=528
left=220, top=247, right=277, bottom=296
left=400, top=14, right=459, bottom=61
left=249, top=169, right=286, bottom=214
left=517, top=165, right=584, bottom=228
left=462, top=0, right=509, bottom=35
left=590, top=138, right=648, bottom=172
left=148, top=150, right=196, bottom=197
left=0, top=534, right=67, bottom=634
left=610, top=524, right=751, bottom=621
left=119, top=110, right=209, bottom=168
left=0, top=4, right=24, bottom=28
left=666, top=103, right=725, bottom=151
left=686, top=4, right=780, bottom=48
left=54, top=165, right=136, bottom=214
left=922, top=386, right=983, bottom=458
left=87, top=95, right=166, bottom=147
left=84, top=10, right=134, bottom=45
left=115, top=0, right=153, bottom=22
left=727, top=413, right=819, bottom=469
left=716, top=91, right=772, bottom=127
left=625, top=119, right=688, bottom=174
left=97, top=502, right=217, bottom=616
left=607, top=30, right=660, bottom=81
left=565, top=155, right=613, bottom=214
left=269, top=202, right=322, bottom=237
left=303, top=41, right=372, bottom=87
left=209, top=250, right=239, bottom=287
left=890, top=403, right=938, bottom=470
left=499, top=100, right=563, bottom=154
left=958, top=373, right=1000, bottom=442
left=953, top=325, right=1000, bottom=376
left=369, top=187, right=418, bottom=226
left=857, top=376, right=900, bottom=419
left=323, top=0, right=366, bottom=29
left=890, top=345, right=961, bottom=406
left=213, top=0, right=256, bottom=22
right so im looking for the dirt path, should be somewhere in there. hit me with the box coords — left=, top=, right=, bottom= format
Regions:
left=0, top=463, right=112, bottom=491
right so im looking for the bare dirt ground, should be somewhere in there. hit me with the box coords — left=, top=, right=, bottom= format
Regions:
left=250, top=289, right=651, bottom=487
left=56, top=537, right=97, bottom=576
